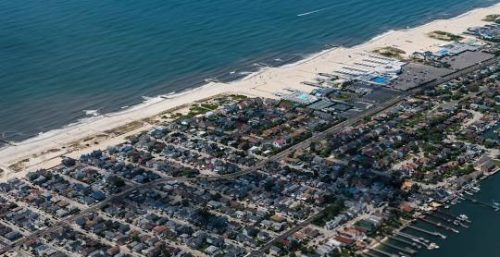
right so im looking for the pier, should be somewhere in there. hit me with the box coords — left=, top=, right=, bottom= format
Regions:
left=394, top=232, right=431, bottom=248
left=395, top=232, right=429, bottom=243
left=455, top=220, right=469, bottom=228
left=407, top=225, right=446, bottom=239
left=429, top=212, right=469, bottom=228
left=390, top=236, right=421, bottom=249
left=370, top=247, right=399, bottom=257
left=465, top=197, right=500, bottom=211
left=361, top=252, right=383, bottom=257
left=436, top=210, right=471, bottom=223
left=379, top=240, right=416, bottom=255
left=420, top=217, right=460, bottom=233
left=428, top=212, right=453, bottom=223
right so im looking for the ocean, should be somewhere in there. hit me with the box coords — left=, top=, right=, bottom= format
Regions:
left=0, top=0, right=497, bottom=142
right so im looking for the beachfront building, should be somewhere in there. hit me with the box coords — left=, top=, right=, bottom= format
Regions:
left=467, top=23, right=500, bottom=41
left=282, top=91, right=319, bottom=105
left=434, top=42, right=481, bottom=58
left=333, top=55, right=406, bottom=87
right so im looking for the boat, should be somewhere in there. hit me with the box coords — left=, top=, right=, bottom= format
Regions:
left=457, top=214, right=469, bottom=222
left=428, top=242, right=439, bottom=250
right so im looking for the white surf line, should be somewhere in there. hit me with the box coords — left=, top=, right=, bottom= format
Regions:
left=297, top=8, right=328, bottom=17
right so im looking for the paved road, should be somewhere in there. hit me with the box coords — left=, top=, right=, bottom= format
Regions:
left=1, top=56, right=498, bottom=255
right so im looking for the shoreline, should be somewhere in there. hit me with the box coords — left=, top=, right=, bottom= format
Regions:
left=1, top=3, right=500, bottom=178
left=3, top=2, right=498, bottom=146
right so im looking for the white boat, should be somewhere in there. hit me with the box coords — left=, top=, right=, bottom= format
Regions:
left=458, top=214, right=469, bottom=221
left=428, top=242, right=439, bottom=250
left=464, top=191, right=474, bottom=196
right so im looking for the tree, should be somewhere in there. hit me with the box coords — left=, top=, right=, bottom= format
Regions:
left=112, top=177, right=125, bottom=187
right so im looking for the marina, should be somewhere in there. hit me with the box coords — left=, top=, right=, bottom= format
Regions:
left=415, top=175, right=500, bottom=257
left=364, top=174, right=500, bottom=257
left=361, top=175, right=500, bottom=257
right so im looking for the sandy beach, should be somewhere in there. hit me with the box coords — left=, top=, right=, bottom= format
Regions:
left=1, top=3, right=499, bottom=181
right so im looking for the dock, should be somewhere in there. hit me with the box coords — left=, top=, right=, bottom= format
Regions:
left=395, top=234, right=438, bottom=251
left=390, top=236, right=421, bottom=249
left=407, top=225, right=446, bottom=239
left=428, top=212, right=453, bottom=223
left=436, top=210, right=471, bottom=223
left=362, top=252, right=383, bottom=257
left=395, top=232, right=428, bottom=243
left=394, top=232, right=430, bottom=248
left=465, top=197, right=500, bottom=211
left=370, top=247, right=399, bottom=257
left=379, top=240, right=416, bottom=255
left=420, top=217, right=459, bottom=233
left=429, top=213, right=469, bottom=228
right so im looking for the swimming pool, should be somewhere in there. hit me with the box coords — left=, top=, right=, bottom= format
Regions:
left=370, top=76, right=391, bottom=85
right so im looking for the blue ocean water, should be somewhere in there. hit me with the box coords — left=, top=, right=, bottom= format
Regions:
left=0, top=0, right=497, bottom=141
